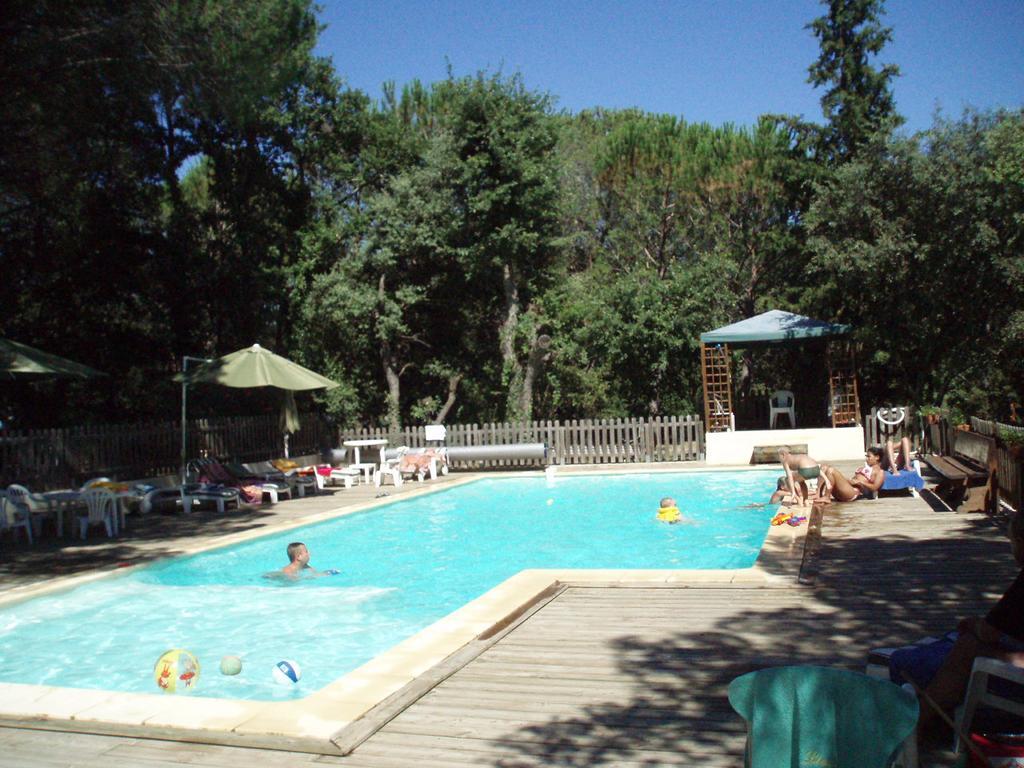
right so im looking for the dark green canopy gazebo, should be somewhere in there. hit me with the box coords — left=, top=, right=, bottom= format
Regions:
left=699, top=310, right=858, bottom=432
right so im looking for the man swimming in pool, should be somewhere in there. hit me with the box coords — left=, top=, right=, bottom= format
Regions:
left=267, top=542, right=340, bottom=580
left=778, top=448, right=830, bottom=507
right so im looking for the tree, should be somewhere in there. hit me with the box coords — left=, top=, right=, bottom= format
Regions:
left=803, top=110, right=1024, bottom=417
left=806, top=0, right=901, bottom=162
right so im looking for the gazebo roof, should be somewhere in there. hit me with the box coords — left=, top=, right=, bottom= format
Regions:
left=700, top=310, right=851, bottom=347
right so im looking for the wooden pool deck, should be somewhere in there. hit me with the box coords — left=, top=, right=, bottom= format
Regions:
left=0, top=464, right=1014, bottom=767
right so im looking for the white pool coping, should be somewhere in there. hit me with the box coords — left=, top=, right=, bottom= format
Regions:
left=0, top=464, right=807, bottom=754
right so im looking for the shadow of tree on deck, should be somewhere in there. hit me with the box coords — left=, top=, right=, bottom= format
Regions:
left=491, top=512, right=1010, bottom=767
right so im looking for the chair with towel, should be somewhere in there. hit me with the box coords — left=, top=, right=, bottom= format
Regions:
left=729, top=665, right=918, bottom=767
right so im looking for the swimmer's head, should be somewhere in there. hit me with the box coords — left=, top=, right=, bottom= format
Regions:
left=776, top=476, right=788, bottom=491
left=660, top=497, right=676, bottom=508
left=286, top=541, right=309, bottom=564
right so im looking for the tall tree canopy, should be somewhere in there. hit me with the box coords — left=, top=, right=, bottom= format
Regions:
left=806, top=0, right=901, bottom=162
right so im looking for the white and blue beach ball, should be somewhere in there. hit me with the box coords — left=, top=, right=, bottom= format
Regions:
left=272, top=659, right=302, bottom=685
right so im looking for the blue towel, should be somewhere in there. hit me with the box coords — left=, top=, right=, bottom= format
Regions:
left=882, top=469, right=925, bottom=491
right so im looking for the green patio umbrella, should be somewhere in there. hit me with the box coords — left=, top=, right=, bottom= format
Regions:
left=176, top=344, right=339, bottom=391
left=174, top=344, right=338, bottom=470
left=0, top=338, right=106, bottom=380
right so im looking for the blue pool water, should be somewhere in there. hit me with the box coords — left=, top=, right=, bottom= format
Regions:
left=0, top=471, right=777, bottom=700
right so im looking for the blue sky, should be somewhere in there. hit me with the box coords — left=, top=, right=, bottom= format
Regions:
left=314, top=0, right=1023, bottom=134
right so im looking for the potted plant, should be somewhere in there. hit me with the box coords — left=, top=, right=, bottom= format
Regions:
left=998, top=427, right=1024, bottom=461
left=919, top=405, right=942, bottom=425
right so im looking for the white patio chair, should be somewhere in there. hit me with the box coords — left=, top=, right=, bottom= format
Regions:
left=77, top=488, right=116, bottom=540
left=954, top=656, right=1024, bottom=756
left=0, top=490, right=34, bottom=545
left=375, top=447, right=405, bottom=488
left=769, top=390, right=796, bottom=429
left=5, top=484, right=47, bottom=543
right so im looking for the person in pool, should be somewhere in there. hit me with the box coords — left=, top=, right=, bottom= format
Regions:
left=770, top=475, right=807, bottom=506
left=268, top=542, right=340, bottom=580
left=656, top=497, right=682, bottom=524
left=778, top=448, right=830, bottom=507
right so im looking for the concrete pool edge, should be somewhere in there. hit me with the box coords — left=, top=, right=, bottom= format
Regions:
left=0, top=464, right=803, bottom=753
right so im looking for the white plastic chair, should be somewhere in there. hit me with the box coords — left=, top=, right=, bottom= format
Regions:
left=0, top=490, right=34, bottom=545
left=955, top=656, right=1024, bottom=755
left=375, top=448, right=404, bottom=488
left=5, top=484, right=46, bottom=543
left=77, top=488, right=116, bottom=540
left=769, top=390, right=796, bottom=429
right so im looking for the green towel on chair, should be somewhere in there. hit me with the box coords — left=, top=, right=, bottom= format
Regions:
left=728, top=665, right=919, bottom=768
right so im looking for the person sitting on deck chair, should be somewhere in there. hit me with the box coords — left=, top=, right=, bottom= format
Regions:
left=889, top=512, right=1024, bottom=743
left=778, top=448, right=830, bottom=507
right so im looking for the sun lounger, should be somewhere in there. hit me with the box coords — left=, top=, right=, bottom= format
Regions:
left=189, top=459, right=265, bottom=505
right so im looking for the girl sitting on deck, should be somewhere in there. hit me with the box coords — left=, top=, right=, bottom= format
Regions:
left=819, top=446, right=887, bottom=502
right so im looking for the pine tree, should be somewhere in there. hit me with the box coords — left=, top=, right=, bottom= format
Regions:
left=807, top=0, right=902, bottom=162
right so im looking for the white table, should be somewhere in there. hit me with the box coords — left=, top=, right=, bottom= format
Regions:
left=39, top=488, right=137, bottom=538
left=343, top=439, right=388, bottom=484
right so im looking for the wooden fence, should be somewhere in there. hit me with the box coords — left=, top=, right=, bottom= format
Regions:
left=0, top=413, right=331, bottom=489
left=340, top=416, right=705, bottom=470
left=0, top=414, right=704, bottom=489
left=969, top=417, right=1024, bottom=513
left=6, top=402, right=1021, bottom=506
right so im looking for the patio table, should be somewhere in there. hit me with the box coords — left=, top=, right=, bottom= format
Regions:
left=38, top=490, right=82, bottom=538
left=343, top=438, right=388, bottom=484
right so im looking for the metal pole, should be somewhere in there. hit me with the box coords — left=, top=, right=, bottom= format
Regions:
left=180, top=356, right=213, bottom=484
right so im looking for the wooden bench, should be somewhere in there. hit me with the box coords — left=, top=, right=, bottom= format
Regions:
left=922, top=430, right=999, bottom=513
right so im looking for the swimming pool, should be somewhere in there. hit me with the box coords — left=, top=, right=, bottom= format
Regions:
left=0, top=471, right=777, bottom=701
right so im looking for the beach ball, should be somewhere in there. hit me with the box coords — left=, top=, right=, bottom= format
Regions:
left=154, top=649, right=200, bottom=694
left=272, top=659, right=302, bottom=685
left=220, top=655, right=242, bottom=676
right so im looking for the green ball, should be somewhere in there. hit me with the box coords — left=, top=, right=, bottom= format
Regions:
left=220, top=655, right=242, bottom=676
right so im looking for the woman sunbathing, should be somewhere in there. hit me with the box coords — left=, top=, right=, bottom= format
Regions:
left=820, top=447, right=887, bottom=502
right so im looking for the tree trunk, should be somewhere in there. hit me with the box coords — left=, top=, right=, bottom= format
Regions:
left=518, top=333, right=551, bottom=421
left=433, top=373, right=463, bottom=424
left=499, top=263, right=525, bottom=420
left=377, top=275, right=402, bottom=433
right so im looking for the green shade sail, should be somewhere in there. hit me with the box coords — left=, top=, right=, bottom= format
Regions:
left=700, top=310, right=852, bottom=347
left=175, top=344, right=338, bottom=391
left=0, top=338, right=106, bottom=380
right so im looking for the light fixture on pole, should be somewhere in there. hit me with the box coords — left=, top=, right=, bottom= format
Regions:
left=180, top=356, right=213, bottom=483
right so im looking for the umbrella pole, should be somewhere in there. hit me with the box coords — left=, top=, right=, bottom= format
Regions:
left=181, top=356, right=212, bottom=484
